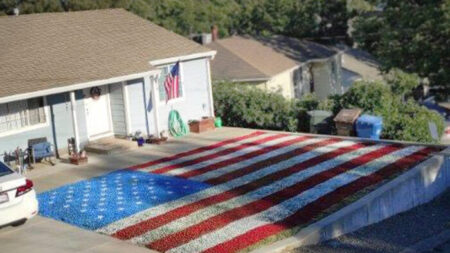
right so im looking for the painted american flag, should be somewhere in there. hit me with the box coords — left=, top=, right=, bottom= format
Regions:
left=164, top=62, right=180, bottom=102
left=38, top=131, right=437, bottom=253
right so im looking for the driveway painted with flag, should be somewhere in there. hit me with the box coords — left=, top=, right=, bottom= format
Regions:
left=37, top=131, right=439, bottom=253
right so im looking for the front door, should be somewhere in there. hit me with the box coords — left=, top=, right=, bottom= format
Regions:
left=84, top=86, right=112, bottom=138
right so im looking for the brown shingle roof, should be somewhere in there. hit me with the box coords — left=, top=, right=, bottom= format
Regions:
left=207, top=35, right=338, bottom=82
left=207, top=42, right=269, bottom=81
left=0, top=9, right=212, bottom=99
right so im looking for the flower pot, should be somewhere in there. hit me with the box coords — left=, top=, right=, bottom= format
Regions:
left=137, top=137, right=145, bottom=147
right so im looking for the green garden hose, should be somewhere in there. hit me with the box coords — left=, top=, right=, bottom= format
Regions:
left=168, top=110, right=189, bottom=137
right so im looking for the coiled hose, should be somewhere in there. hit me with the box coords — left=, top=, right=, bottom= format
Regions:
left=168, top=110, right=189, bottom=137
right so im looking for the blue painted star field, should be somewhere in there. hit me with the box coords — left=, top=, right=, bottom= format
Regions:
left=37, top=169, right=211, bottom=230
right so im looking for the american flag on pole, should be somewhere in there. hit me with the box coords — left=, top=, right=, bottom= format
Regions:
left=164, top=62, right=180, bottom=102
left=37, top=131, right=439, bottom=253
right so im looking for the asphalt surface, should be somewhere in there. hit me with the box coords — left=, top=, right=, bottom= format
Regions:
left=292, top=190, right=450, bottom=253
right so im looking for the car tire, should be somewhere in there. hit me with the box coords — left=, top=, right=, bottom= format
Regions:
left=11, top=219, right=27, bottom=227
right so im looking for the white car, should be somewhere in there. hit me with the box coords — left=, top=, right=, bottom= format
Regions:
left=0, top=162, right=38, bottom=227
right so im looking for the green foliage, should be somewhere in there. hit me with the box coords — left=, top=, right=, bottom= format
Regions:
left=332, top=80, right=393, bottom=114
left=353, top=0, right=450, bottom=88
left=213, top=82, right=307, bottom=132
left=0, top=0, right=351, bottom=39
left=384, top=69, right=420, bottom=98
left=335, top=80, right=445, bottom=143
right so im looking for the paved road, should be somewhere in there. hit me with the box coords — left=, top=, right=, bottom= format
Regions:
left=292, top=190, right=450, bottom=253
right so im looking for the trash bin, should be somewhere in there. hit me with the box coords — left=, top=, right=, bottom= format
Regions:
left=307, top=110, right=333, bottom=134
left=334, top=108, right=362, bottom=136
left=356, top=114, right=383, bottom=140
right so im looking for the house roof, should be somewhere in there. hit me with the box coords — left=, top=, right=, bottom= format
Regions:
left=333, top=44, right=382, bottom=82
left=207, top=35, right=339, bottom=82
left=0, top=9, right=212, bottom=100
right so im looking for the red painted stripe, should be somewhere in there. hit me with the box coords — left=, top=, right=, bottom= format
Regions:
left=151, top=133, right=289, bottom=175
left=113, top=138, right=346, bottom=240
left=129, top=131, right=266, bottom=170
left=205, top=147, right=434, bottom=253
left=206, top=138, right=340, bottom=185
left=147, top=145, right=399, bottom=252
left=178, top=136, right=311, bottom=179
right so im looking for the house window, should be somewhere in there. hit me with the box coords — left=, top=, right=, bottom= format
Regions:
left=158, top=63, right=183, bottom=102
left=0, top=98, right=46, bottom=133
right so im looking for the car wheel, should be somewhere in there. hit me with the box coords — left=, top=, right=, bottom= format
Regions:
left=11, top=219, right=27, bottom=227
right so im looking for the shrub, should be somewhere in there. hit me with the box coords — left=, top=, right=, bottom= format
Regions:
left=213, top=82, right=300, bottom=132
left=336, top=81, right=445, bottom=143
left=213, top=79, right=445, bottom=143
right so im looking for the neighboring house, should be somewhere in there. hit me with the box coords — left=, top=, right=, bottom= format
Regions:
left=206, top=35, right=344, bottom=100
left=337, top=45, right=383, bottom=92
left=0, top=9, right=216, bottom=155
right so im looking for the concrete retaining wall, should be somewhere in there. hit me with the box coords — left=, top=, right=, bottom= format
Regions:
left=254, top=147, right=450, bottom=253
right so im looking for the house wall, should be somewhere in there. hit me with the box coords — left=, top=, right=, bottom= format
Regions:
left=127, top=79, right=149, bottom=136
left=264, top=68, right=296, bottom=99
left=153, top=58, right=212, bottom=135
left=122, top=58, right=213, bottom=138
left=0, top=92, right=88, bottom=156
left=109, top=83, right=127, bottom=136
left=312, top=57, right=344, bottom=100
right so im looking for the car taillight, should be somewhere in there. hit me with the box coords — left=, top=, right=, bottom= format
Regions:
left=16, top=179, right=33, bottom=197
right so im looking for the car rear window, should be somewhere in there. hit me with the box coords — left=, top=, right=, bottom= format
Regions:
left=0, top=162, right=12, bottom=177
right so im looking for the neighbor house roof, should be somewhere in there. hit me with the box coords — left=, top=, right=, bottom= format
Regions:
left=0, top=9, right=213, bottom=100
left=333, top=44, right=382, bottom=81
left=207, top=35, right=339, bottom=82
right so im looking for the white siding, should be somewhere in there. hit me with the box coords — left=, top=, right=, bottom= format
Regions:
left=126, top=79, right=149, bottom=135
left=124, top=58, right=213, bottom=138
left=160, top=58, right=211, bottom=124
left=109, top=83, right=127, bottom=136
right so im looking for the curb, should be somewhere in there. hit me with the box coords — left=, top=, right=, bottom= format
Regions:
left=251, top=147, right=450, bottom=253
left=400, top=229, right=450, bottom=253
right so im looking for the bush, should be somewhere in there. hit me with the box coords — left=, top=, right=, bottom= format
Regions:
left=336, top=80, right=445, bottom=143
left=213, top=82, right=300, bottom=132
left=213, top=79, right=445, bottom=143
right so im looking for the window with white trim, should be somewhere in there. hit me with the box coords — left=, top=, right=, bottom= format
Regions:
left=0, top=98, right=46, bottom=133
left=158, top=64, right=183, bottom=102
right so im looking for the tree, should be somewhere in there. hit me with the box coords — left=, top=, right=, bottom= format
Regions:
left=353, top=0, right=450, bottom=89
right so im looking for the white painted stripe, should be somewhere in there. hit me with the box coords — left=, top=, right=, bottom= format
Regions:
left=139, top=133, right=270, bottom=172
left=130, top=144, right=385, bottom=245
left=170, top=146, right=424, bottom=253
left=97, top=140, right=356, bottom=235
left=191, top=137, right=324, bottom=182
left=165, top=135, right=298, bottom=176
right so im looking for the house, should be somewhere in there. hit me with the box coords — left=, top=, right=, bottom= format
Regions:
left=0, top=9, right=216, bottom=156
left=206, top=34, right=344, bottom=100
left=336, top=45, right=383, bottom=91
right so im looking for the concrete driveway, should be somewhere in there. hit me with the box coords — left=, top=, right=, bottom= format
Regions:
left=0, top=127, right=252, bottom=253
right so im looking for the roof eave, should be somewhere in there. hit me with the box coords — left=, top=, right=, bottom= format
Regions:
left=0, top=69, right=160, bottom=104
left=150, top=50, right=217, bottom=66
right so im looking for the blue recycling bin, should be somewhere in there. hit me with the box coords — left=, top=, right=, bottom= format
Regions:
left=356, top=115, right=383, bottom=140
